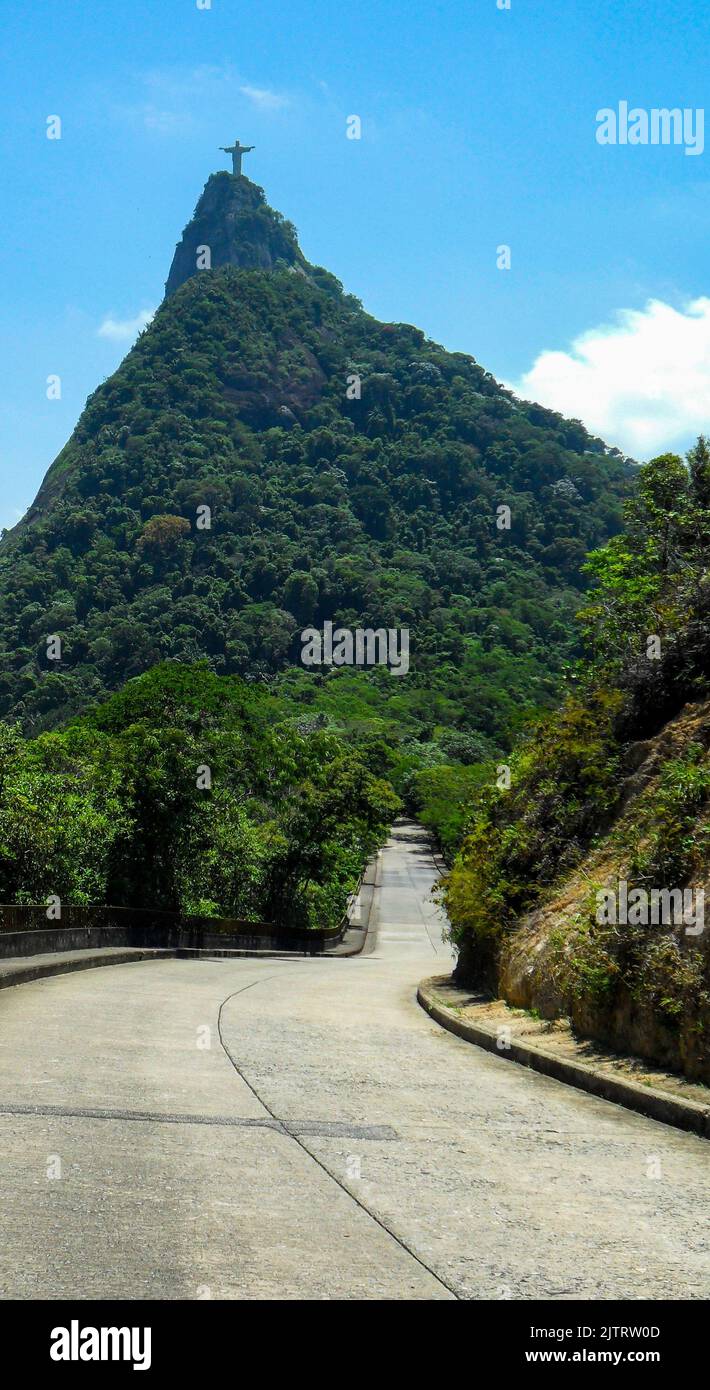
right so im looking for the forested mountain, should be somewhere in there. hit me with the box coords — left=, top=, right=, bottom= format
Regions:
left=0, top=171, right=631, bottom=748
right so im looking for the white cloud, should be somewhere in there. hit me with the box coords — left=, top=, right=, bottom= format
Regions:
left=97, top=309, right=155, bottom=342
left=239, top=84, right=289, bottom=111
left=512, top=297, right=710, bottom=458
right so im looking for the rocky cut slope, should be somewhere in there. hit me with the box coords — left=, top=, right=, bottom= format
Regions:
left=0, top=170, right=632, bottom=733
left=498, top=699, right=710, bottom=1081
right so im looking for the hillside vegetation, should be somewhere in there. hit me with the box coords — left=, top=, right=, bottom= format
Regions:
left=443, top=442, right=710, bottom=1080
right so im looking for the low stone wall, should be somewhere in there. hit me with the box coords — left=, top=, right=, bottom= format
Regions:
left=0, top=904, right=343, bottom=959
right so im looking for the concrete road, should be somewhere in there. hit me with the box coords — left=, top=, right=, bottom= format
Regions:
left=0, top=822, right=708, bottom=1301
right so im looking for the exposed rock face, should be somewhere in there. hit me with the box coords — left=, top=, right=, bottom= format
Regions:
left=165, top=172, right=307, bottom=296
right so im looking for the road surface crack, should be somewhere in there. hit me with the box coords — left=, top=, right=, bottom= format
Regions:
left=216, top=975, right=460, bottom=1300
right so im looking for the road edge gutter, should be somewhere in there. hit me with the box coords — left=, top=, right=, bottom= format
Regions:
left=417, top=976, right=710, bottom=1140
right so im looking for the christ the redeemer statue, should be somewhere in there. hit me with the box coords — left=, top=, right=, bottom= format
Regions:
left=220, top=139, right=255, bottom=176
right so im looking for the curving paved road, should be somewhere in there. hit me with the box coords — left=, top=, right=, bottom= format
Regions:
left=0, top=822, right=708, bottom=1301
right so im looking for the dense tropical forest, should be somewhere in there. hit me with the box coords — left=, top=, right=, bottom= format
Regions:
left=0, top=662, right=397, bottom=929
left=0, top=175, right=630, bottom=755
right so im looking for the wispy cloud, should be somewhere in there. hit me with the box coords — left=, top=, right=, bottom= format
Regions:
left=113, top=65, right=291, bottom=135
left=125, top=105, right=195, bottom=135
left=98, top=309, right=155, bottom=342
left=239, top=84, right=289, bottom=111
left=512, top=297, right=710, bottom=458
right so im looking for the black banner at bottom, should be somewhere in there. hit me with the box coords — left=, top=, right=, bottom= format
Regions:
left=0, top=1298, right=699, bottom=1375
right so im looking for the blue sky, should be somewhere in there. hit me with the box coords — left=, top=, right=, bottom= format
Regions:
left=1, top=0, right=709, bottom=530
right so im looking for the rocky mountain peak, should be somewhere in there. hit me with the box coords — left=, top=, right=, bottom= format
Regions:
left=165, top=172, right=307, bottom=297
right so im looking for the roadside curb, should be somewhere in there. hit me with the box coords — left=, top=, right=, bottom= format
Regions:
left=417, top=976, right=710, bottom=1141
left=0, top=939, right=362, bottom=991
left=0, top=948, right=175, bottom=991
